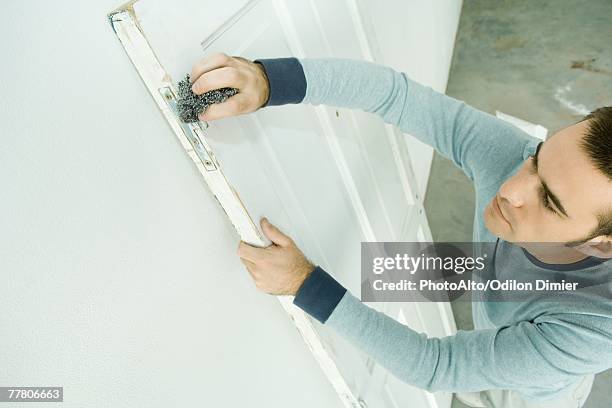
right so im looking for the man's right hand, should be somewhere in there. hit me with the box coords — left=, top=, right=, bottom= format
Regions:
left=190, top=53, right=270, bottom=122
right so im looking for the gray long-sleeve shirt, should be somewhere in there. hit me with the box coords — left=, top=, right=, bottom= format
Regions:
left=254, top=57, right=612, bottom=403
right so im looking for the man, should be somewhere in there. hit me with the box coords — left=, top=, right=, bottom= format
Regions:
left=189, top=53, right=611, bottom=408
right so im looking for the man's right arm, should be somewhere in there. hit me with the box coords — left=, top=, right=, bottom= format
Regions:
left=254, top=57, right=539, bottom=190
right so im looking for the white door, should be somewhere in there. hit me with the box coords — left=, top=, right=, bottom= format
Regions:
left=110, top=1, right=457, bottom=407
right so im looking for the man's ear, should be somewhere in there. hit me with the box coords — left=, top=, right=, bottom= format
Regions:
left=573, top=235, right=612, bottom=259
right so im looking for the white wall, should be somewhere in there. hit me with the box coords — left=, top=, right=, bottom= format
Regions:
left=0, top=1, right=341, bottom=406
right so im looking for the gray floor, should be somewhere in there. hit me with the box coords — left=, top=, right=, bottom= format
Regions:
left=423, top=1, right=612, bottom=407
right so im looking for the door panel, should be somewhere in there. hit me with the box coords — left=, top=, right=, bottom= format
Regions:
left=354, top=0, right=463, bottom=201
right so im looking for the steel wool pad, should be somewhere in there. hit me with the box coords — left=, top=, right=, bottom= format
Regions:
left=176, top=74, right=238, bottom=123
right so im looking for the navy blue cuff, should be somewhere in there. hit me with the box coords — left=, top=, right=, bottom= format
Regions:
left=293, top=266, right=347, bottom=324
left=253, top=58, right=306, bottom=106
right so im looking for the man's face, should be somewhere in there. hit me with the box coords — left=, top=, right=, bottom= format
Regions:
left=484, top=120, right=612, bottom=244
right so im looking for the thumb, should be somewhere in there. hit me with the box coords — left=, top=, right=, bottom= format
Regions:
left=261, top=218, right=292, bottom=247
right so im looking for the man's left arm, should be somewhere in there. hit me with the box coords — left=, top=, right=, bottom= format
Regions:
left=297, top=267, right=612, bottom=392
left=239, top=219, right=611, bottom=393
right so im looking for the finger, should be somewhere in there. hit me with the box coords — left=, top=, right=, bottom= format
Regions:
left=198, top=96, right=246, bottom=122
left=191, top=66, right=244, bottom=95
left=261, top=217, right=292, bottom=247
left=237, top=240, right=267, bottom=263
left=190, top=52, right=236, bottom=83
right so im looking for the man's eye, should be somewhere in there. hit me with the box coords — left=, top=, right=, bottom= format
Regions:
left=539, top=187, right=557, bottom=214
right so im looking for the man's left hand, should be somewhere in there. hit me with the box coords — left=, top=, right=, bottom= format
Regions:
left=238, top=218, right=314, bottom=296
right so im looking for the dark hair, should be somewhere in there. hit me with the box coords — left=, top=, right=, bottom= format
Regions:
left=570, top=107, right=612, bottom=245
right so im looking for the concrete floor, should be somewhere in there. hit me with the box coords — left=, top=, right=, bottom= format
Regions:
left=423, top=1, right=612, bottom=407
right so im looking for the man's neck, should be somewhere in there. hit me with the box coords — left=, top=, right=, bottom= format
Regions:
left=520, top=243, right=589, bottom=265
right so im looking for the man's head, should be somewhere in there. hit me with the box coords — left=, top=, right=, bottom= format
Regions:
left=484, top=107, right=612, bottom=258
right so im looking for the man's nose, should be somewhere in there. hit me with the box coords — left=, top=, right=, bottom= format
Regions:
left=498, top=171, right=538, bottom=208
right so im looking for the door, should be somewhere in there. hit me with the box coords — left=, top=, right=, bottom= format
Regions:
left=110, top=1, right=457, bottom=406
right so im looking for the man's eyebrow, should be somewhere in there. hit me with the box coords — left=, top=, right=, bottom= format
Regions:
left=532, top=142, right=570, bottom=217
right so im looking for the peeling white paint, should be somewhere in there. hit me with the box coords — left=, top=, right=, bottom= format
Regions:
left=554, top=84, right=590, bottom=116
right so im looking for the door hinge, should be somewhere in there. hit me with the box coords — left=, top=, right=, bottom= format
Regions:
left=158, top=86, right=217, bottom=171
